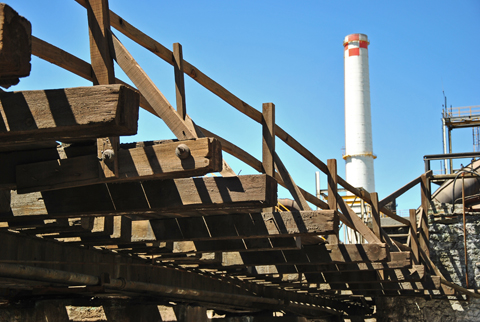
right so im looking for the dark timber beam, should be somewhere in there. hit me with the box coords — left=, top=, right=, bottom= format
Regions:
left=15, top=138, right=222, bottom=193
left=219, top=243, right=388, bottom=267
left=8, top=174, right=277, bottom=219
left=33, top=210, right=337, bottom=249
left=0, top=4, right=31, bottom=88
left=0, top=85, right=139, bottom=146
left=149, top=211, right=338, bottom=241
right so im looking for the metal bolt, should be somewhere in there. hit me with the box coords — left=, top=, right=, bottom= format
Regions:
left=102, top=149, right=115, bottom=161
left=175, top=144, right=190, bottom=159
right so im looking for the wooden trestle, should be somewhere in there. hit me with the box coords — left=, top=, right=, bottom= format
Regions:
left=0, top=1, right=465, bottom=320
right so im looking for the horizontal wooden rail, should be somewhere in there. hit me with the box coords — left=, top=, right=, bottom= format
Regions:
left=379, top=175, right=423, bottom=209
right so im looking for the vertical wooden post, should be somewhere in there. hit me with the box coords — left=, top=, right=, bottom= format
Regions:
left=327, top=159, right=339, bottom=244
left=420, top=173, right=431, bottom=216
left=262, top=103, right=275, bottom=212
left=87, top=0, right=119, bottom=178
left=371, top=192, right=382, bottom=242
left=420, top=173, right=430, bottom=256
left=173, top=42, right=186, bottom=120
left=409, top=209, right=420, bottom=265
left=418, top=208, right=430, bottom=258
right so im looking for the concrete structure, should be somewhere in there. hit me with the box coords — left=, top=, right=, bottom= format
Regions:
left=343, top=33, right=376, bottom=193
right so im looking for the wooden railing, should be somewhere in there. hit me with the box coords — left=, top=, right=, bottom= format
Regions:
left=28, top=0, right=438, bottom=252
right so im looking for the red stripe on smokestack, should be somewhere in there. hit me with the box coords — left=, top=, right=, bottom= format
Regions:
left=349, top=48, right=360, bottom=56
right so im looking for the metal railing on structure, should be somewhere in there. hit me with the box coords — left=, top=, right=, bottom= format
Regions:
left=445, top=105, right=480, bottom=118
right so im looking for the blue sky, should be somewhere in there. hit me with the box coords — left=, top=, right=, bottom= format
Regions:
left=8, top=0, right=480, bottom=211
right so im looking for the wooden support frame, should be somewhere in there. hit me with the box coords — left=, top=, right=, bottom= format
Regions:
left=2, top=0, right=454, bottom=307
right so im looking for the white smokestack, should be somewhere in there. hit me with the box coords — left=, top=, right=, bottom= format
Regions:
left=343, top=33, right=375, bottom=193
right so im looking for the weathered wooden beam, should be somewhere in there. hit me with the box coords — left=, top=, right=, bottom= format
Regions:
left=10, top=175, right=277, bottom=218
left=152, top=210, right=337, bottom=241
left=59, top=210, right=338, bottom=247
left=0, top=4, right=31, bottom=88
left=290, top=274, right=441, bottom=291
left=222, top=243, right=388, bottom=267
left=0, top=85, right=139, bottom=145
left=15, top=138, right=222, bottom=193
left=303, top=266, right=425, bottom=284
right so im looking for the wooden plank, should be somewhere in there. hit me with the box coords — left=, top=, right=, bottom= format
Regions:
left=0, top=4, right=32, bottom=88
left=11, top=175, right=277, bottom=218
left=0, top=85, right=139, bottom=145
left=16, top=138, right=222, bottom=193
left=173, top=43, right=186, bottom=120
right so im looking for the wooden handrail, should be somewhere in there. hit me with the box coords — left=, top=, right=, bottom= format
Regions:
left=378, top=176, right=422, bottom=209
